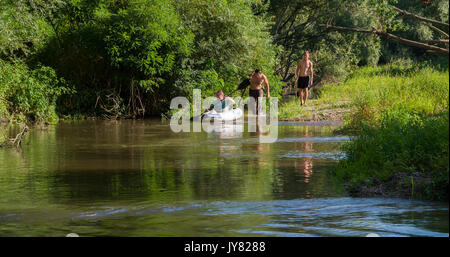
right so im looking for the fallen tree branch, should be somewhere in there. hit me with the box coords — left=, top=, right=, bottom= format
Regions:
left=321, top=24, right=449, bottom=56
left=423, top=23, right=449, bottom=39
left=0, top=140, right=9, bottom=147
left=0, top=125, right=29, bottom=148
left=419, top=39, right=449, bottom=45
left=393, top=7, right=449, bottom=28
left=12, top=125, right=28, bottom=147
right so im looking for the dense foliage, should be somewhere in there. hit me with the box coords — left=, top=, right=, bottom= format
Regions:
left=380, top=0, right=449, bottom=62
left=0, top=0, right=448, bottom=122
left=34, top=0, right=196, bottom=118
left=0, top=60, right=71, bottom=123
left=0, top=0, right=50, bottom=60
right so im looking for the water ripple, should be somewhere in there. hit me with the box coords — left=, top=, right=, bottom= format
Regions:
left=276, top=136, right=351, bottom=143
left=279, top=151, right=345, bottom=160
left=201, top=198, right=449, bottom=237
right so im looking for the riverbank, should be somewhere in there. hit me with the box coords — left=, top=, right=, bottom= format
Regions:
left=312, top=64, right=449, bottom=201
left=278, top=98, right=351, bottom=123
left=279, top=64, right=449, bottom=201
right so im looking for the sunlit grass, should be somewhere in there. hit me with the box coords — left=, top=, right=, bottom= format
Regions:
left=278, top=98, right=311, bottom=119
left=279, top=64, right=449, bottom=122
left=316, top=64, right=449, bottom=129
left=328, top=64, right=449, bottom=200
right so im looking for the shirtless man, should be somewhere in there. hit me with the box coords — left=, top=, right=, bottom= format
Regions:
left=294, top=51, right=313, bottom=105
left=249, top=69, right=270, bottom=115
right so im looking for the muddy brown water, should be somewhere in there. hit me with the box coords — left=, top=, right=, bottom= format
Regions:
left=0, top=120, right=448, bottom=236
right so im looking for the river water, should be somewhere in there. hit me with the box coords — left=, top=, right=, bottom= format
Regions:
left=0, top=120, right=448, bottom=237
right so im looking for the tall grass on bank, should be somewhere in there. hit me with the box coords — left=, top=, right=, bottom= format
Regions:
left=334, top=111, right=449, bottom=201
left=317, top=64, right=449, bottom=131
left=278, top=98, right=311, bottom=120
left=326, top=64, right=449, bottom=201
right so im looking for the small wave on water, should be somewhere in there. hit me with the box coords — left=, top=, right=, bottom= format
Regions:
left=220, top=151, right=345, bottom=160
left=201, top=198, right=449, bottom=237
left=277, top=121, right=344, bottom=127
left=1, top=198, right=447, bottom=237
left=71, top=203, right=205, bottom=221
left=276, top=136, right=351, bottom=143
left=279, top=151, right=345, bottom=160
left=69, top=198, right=448, bottom=237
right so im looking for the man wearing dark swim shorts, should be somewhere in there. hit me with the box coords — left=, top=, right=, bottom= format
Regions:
left=249, top=88, right=263, bottom=100
left=297, top=76, right=310, bottom=89
left=294, top=51, right=314, bottom=105
left=249, top=69, right=270, bottom=115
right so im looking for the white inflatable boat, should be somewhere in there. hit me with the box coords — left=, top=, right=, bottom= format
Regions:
left=202, top=108, right=243, bottom=121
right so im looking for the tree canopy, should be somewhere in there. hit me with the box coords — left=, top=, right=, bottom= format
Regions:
left=0, top=0, right=448, bottom=122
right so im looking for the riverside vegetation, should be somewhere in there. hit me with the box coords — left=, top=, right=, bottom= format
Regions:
left=1, top=0, right=449, bottom=201
left=2, top=0, right=448, bottom=123
left=324, top=64, right=448, bottom=201
left=280, top=63, right=448, bottom=201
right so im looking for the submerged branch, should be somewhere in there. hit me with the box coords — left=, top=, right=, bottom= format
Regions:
left=0, top=125, right=29, bottom=148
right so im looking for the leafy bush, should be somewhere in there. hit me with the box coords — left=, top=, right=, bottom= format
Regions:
left=0, top=0, right=52, bottom=60
left=34, top=0, right=195, bottom=117
left=0, top=60, right=72, bottom=123
left=104, top=0, right=193, bottom=91
left=174, top=0, right=282, bottom=98
left=32, top=0, right=282, bottom=118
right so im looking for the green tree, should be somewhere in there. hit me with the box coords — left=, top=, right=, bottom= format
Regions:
left=0, top=60, right=71, bottom=123
left=322, top=0, right=449, bottom=62
left=174, top=0, right=282, bottom=98
left=33, top=0, right=194, bottom=117
left=266, top=0, right=383, bottom=82
left=0, top=0, right=52, bottom=60
left=31, top=0, right=282, bottom=118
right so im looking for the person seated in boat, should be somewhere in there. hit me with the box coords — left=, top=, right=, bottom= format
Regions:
left=205, top=90, right=235, bottom=114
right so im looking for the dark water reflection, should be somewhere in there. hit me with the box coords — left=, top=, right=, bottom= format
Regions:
left=0, top=120, right=447, bottom=236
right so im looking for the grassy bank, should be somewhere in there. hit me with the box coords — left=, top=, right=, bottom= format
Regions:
left=334, top=111, right=448, bottom=201
left=318, top=64, right=449, bottom=130
left=316, top=64, right=449, bottom=201
left=278, top=100, right=312, bottom=120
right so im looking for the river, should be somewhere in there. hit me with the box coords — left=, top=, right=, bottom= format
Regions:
left=0, top=120, right=448, bottom=236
